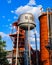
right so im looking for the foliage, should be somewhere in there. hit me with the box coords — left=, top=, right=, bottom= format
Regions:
left=0, top=36, right=9, bottom=65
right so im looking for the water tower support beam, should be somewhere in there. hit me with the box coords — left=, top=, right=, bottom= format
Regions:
left=28, top=24, right=31, bottom=65
left=15, top=26, right=19, bottom=65
left=24, top=31, right=29, bottom=65
left=34, top=29, right=39, bottom=65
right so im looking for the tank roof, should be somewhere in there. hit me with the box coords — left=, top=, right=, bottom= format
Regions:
left=39, top=12, right=52, bottom=19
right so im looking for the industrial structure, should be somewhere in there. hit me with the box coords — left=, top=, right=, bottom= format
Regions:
left=9, top=13, right=40, bottom=65
left=9, top=8, right=52, bottom=65
left=39, top=8, right=52, bottom=65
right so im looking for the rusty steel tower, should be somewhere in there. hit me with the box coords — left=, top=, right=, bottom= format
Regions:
left=39, top=8, right=52, bottom=65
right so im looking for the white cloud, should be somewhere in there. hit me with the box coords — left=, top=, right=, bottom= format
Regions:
left=30, top=30, right=39, bottom=38
left=28, top=30, right=40, bottom=42
left=27, top=0, right=36, bottom=5
left=10, top=24, right=12, bottom=26
left=8, top=19, right=11, bottom=21
left=0, top=32, right=13, bottom=50
left=30, top=37, right=40, bottom=42
left=2, top=25, right=9, bottom=28
left=15, top=5, right=43, bottom=17
left=29, top=30, right=40, bottom=50
left=11, top=0, right=43, bottom=18
left=30, top=37, right=35, bottom=42
left=7, top=0, right=11, bottom=4
left=13, top=16, right=18, bottom=19
left=31, top=43, right=36, bottom=49
left=0, top=32, right=9, bottom=38
left=37, top=38, right=40, bottom=41
left=11, top=10, right=14, bottom=13
left=8, top=24, right=12, bottom=30
left=9, top=27, right=12, bottom=30
left=5, top=25, right=9, bottom=27
left=30, top=38, right=40, bottom=50
left=35, top=30, right=40, bottom=37
left=2, top=16, right=5, bottom=18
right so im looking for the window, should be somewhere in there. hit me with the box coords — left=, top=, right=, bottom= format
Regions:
left=30, top=16, right=34, bottom=21
left=25, top=16, right=28, bottom=19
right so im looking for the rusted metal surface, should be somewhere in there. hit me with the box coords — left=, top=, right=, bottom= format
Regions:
left=39, top=13, right=50, bottom=65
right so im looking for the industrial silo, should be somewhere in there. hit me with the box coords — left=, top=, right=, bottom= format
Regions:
left=39, top=12, right=50, bottom=65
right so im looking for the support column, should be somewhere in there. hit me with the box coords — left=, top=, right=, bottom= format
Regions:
left=15, top=26, right=19, bottom=65
left=34, top=29, right=39, bottom=65
left=24, top=31, right=29, bottom=65
left=28, top=24, right=31, bottom=65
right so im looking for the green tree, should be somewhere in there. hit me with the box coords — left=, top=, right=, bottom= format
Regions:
left=0, top=36, right=9, bottom=65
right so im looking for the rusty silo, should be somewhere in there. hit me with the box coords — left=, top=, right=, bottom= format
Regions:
left=39, top=12, right=50, bottom=65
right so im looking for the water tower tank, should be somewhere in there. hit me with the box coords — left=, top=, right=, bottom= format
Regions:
left=18, top=13, right=36, bottom=30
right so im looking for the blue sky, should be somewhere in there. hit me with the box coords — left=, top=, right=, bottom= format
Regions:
left=0, top=0, right=52, bottom=50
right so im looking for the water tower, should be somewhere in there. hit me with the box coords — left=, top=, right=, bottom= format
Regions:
left=16, top=13, right=36, bottom=65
